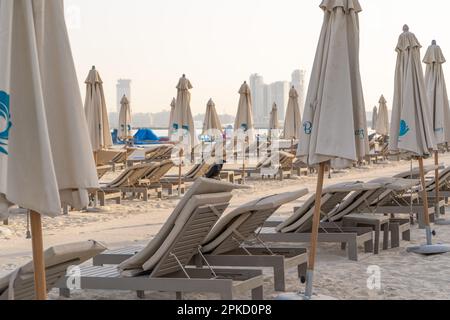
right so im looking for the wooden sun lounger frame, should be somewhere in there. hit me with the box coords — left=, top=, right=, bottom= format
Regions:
left=56, top=203, right=265, bottom=300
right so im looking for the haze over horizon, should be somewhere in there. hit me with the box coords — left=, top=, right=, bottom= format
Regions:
left=66, top=0, right=450, bottom=116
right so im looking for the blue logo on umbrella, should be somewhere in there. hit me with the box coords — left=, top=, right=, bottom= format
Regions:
left=0, top=91, right=11, bottom=155
left=303, top=121, right=312, bottom=135
left=240, top=124, right=248, bottom=132
left=399, top=120, right=410, bottom=137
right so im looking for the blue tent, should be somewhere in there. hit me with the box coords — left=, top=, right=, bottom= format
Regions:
left=134, top=128, right=160, bottom=145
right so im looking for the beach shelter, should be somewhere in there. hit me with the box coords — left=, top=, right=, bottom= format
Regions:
left=0, top=0, right=99, bottom=299
left=296, top=0, right=368, bottom=299
left=376, top=95, right=389, bottom=136
left=168, top=97, right=176, bottom=137
left=283, top=86, right=302, bottom=140
left=84, top=66, right=112, bottom=164
left=389, top=25, right=441, bottom=251
left=424, top=40, right=450, bottom=220
left=372, top=106, right=378, bottom=130
left=118, top=95, right=132, bottom=141
left=234, top=82, right=254, bottom=183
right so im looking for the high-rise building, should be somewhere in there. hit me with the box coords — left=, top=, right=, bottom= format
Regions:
left=249, top=74, right=266, bottom=124
left=269, top=81, right=290, bottom=122
left=116, top=79, right=131, bottom=113
left=291, top=70, right=306, bottom=116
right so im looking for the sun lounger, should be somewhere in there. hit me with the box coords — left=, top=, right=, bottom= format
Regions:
left=97, top=165, right=112, bottom=179
left=260, top=182, right=378, bottom=261
left=0, top=241, right=106, bottom=300
left=160, top=161, right=213, bottom=193
left=98, top=163, right=162, bottom=204
left=56, top=179, right=264, bottom=300
left=93, top=189, right=309, bottom=292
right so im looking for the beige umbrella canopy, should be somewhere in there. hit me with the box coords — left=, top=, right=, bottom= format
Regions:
left=424, top=41, right=450, bottom=146
left=234, top=81, right=254, bottom=142
left=118, top=95, right=132, bottom=140
left=283, top=87, right=302, bottom=140
left=294, top=0, right=368, bottom=299
left=0, top=0, right=99, bottom=299
left=172, top=75, right=197, bottom=149
left=298, top=0, right=368, bottom=168
left=168, top=97, right=176, bottom=137
left=202, top=98, right=223, bottom=136
left=389, top=25, right=436, bottom=156
left=84, top=66, right=112, bottom=152
left=376, top=95, right=389, bottom=136
left=372, top=106, right=378, bottom=130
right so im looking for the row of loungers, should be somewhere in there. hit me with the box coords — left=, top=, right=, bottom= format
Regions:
left=3, top=168, right=450, bottom=300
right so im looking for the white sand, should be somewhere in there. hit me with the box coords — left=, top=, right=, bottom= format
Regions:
left=1, top=156, right=450, bottom=300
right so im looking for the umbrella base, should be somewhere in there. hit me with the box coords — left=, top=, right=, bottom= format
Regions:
left=276, top=292, right=338, bottom=301
left=407, top=244, right=450, bottom=255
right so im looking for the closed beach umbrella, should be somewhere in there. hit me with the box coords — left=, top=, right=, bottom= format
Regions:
left=283, top=86, right=302, bottom=140
left=203, top=98, right=223, bottom=136
left=118, top=95, right=132, bottom=140
left=168, top=97, right=176, bottom=137
left=389, top=25, right=438, bottom=249
left=234, top=81, right=254, bottom=141
left=389, top=26, right=436, bottom=156
left=172, top=75, right=197, bottom=149
left=376, top=95, right=389, bottom=136
left=296, top=0, right=368, bottom=299
left=269, top=103, right=279, bottom=130
left=84, top=66, right=112, bottom=159
left=372, top=106, right=378, bottom=130
left=424, top=40, right=450, bottom=220
left=0, top=0, right=99, bottom=299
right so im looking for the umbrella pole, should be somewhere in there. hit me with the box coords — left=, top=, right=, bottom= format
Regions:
left=434, top=151, right=440, bottom=218
left=291, top=138, right=294, bottom=173
left=178, top=148, right=183, bottom=197
left=305, top=162, right=326, bottom=299
left=242, top=137, right=247, bottom=184
left=30, top=211, right=47, bottom=300
left=418, top=157, right=433, bottom=245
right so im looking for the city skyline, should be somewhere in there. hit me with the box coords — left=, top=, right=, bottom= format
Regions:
left=66, top=0, right=450, bottom=116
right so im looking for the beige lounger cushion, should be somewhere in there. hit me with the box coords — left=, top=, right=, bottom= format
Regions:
left=370, top=177, right=419, bottom=191
left=97, top=149, right=123, bottom=166
left=118, top=178, right=246, bottom=274
left=201, top=189, right=308, bottom=254
left=276, top=182, right=377, bottom=233
left=0, top=240, right=107, bottom=299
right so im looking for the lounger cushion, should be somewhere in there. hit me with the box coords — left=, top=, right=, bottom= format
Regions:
left=0, top=240, right=107, bottom=299
left=118, top=178, right=246, bottom=275
left=201, top=189, right=309, bottom=253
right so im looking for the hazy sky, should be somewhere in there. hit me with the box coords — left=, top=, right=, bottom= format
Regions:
left=66, top=0, right=450, bottom=115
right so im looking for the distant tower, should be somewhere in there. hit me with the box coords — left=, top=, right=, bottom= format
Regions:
left=291, top=70, right=306, bottom=115
left=116, top=79, right=131, bottom=113
left=249, top=74, right=265, bottom=125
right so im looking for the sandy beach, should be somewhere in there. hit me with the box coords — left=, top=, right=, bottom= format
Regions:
left=1, top=155, right=450, bottom=300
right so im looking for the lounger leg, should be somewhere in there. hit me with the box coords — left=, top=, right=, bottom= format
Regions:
left=364, top=239, right=374, bottom=253
left=137, top=291, right=146, bottom=299
left=383, top=223, right=390, bottom=251
left=99, top=193, right=105, bottom=206
left=348, top=240, right=358, bottom=261
left=59, top=288, right=71, bottom=298
left=176, top=292, right=183, bottom=300
left=251, top=286, right=264, bottom=300
left=157, top=188, right=162, bottom=199
left=298, top=263, right=307, bottom=284
left=220, top=290, right=233, bottom=300
left=390, top=224, right=400, bottom=248
left=167, top=185, right=173, bottom=196
left=143, top=191, right=149, bottom=202
left=374, top=225, right=381, bottom=255
left=3, top=219, right=8, bottom=225
left=116, top=196, right=121, bottom=205
left=273, top=263, right=286, bottom=292
left=403, top=229, right=411, bottom=241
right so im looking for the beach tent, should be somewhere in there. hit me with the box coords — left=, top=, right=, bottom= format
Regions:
left=296, top=0, right=368, bottom=299
left=133, top=129, right=160, bottom=145
left=0, top=0, right=98, bottom=299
